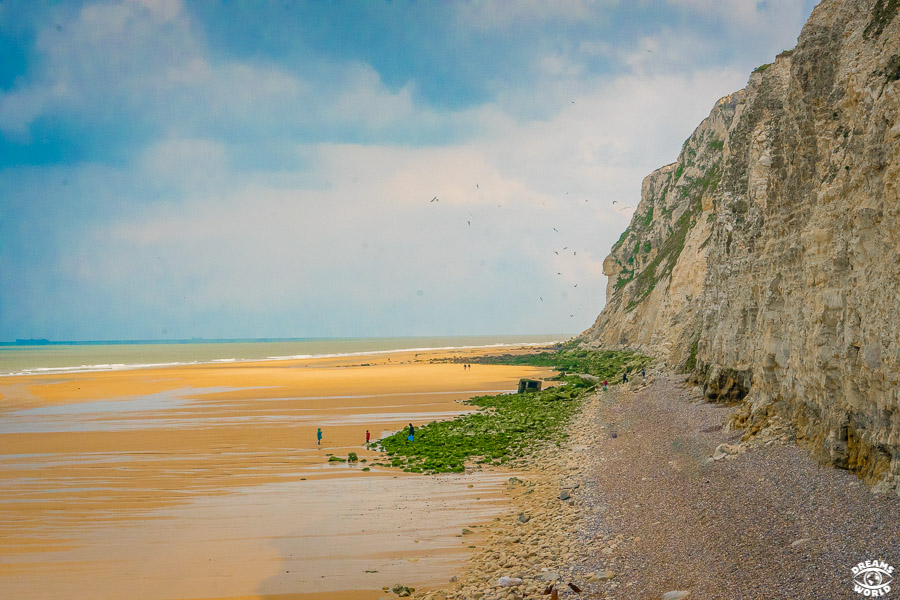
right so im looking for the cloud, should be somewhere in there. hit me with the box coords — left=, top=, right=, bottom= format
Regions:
left=665, top=0, right=810, bottom=52
left=455, top=0, right=600, bottom=31
left=0, top=0, right=818, bottom=340
left=0, top=1, right=479, bottom=151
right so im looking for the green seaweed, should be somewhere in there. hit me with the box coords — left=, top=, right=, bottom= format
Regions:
left=378, top=349, right=650, bottom=474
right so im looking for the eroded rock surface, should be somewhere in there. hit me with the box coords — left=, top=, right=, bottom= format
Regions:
left=582, top=0, right=900, bottom=493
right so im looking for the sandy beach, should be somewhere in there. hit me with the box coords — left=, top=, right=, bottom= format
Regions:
left=0, top=346, right=555, bottom=599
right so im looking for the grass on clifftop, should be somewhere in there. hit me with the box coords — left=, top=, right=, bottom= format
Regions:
left=373, top=347, right=650, bottom=474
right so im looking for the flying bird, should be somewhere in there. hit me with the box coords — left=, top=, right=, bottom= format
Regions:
left=431, top=196, right=439, bottom=202
left=554, top=251, right=559, bottom=255
left=553, top=227, right=559, bottom=232
left=540, top=297, right=543, bottom=301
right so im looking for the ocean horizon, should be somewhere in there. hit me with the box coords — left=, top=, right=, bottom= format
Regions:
left=0, top=334, right=572, bottom=377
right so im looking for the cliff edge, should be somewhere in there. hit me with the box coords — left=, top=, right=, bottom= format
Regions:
left=581, top=0, right=900, bottom=493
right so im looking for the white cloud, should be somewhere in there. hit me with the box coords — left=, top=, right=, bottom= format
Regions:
left=0, top=0, right=817, bottom=339
left=0, top=2, right=471, bottom=144
left=47, top=55, right=749, bottom=337
left=455, top=0, right=600, bottom=31
left=666, top=0, right=808, bottom=48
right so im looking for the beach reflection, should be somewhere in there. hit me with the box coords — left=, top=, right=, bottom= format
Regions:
left=0, top=349, right=553, bottom=599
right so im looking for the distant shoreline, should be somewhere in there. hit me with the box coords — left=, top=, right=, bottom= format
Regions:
left=1, top=334, right=571, bottom=346
left=0, top=335, right=571, bottom=377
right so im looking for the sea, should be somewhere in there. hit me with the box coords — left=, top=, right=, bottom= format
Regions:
left=0, top=334, right=571, bottom=377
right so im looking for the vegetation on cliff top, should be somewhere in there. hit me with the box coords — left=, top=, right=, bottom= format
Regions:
left=373, top=348, right=649, bottom=474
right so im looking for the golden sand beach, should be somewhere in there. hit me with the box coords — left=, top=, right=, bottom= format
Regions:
left=0, top=346, right=554, bottom=599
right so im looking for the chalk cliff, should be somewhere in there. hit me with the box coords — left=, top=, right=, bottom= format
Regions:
left=582, top=0, right=900, bottom=493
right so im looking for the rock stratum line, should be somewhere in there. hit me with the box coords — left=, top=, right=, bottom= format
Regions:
left=581, top=0, right=900, bottom=494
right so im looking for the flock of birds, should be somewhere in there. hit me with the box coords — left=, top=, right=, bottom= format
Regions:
left=428, top=184, right=633, bottom=320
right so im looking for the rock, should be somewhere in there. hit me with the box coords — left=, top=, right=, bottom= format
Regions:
left=559, top=490, right=571, bottom=501
left=462, top=528, right=473, bottom=535
left=517, top=514, right=530, bottom=523
left=449, top=576, right=457, bottom=582
left=661, top=592, right=690, bottom=600
left=790, top=537, right=811, bottom=547
left=540, top=572, right=561, bottom=582
left=497, top=576, right=523, bottom=587
left=589, top=570, right=616, bottom=581
left=715, top=443, right=740, bottom=456
left=580, top=0, right=900, bottom=493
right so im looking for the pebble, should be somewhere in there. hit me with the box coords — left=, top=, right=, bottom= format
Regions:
left=661, top=591, right=690, bottom=600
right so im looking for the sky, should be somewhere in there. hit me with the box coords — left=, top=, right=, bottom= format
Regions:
left=0, top=0, right=818, bottom=342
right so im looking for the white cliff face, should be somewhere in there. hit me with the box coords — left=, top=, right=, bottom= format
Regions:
left=583, top=0, right=900, bottom=493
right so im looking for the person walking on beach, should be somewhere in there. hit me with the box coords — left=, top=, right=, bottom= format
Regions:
left=641, top=367, right=646, bottom=378
left=317, top=427, right=323, bottom=446
left=365, top=429, right=370, bottom=445
left=622, top=371, right=628, bottom=384
left=408, top=423, right=415, bottom=442
left=603, top=380, right=608, bottom=391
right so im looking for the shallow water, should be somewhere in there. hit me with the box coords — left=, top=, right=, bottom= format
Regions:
left=0, top=350, right=553, bottom=599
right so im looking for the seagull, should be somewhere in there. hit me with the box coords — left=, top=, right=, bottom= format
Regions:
left=431, top=196, right=439, bottom=202
left=476, top=184, right=479, bottom=189
left=612, top=200, right=618, bottom=204
left=563, top=246, right=567, bottom=250
left=573, top=251, right=577, bottom=255
left=554, top=251, right=559, bottom=255
left=574, top=284, right=578, bottom=288
left=467, top=220, right=471, bottom=226
left=539, top=297, right=543, bottom=302
left=553, top=227, right=558, bottom=232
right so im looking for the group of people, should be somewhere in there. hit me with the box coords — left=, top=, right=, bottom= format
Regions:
left=316, top=422, right=415, bottom=447
left=462, top=363, right=472, bottom=370
left=316, top=368, right=649, bottom=447
left=602, top=366, right=646, bottom=391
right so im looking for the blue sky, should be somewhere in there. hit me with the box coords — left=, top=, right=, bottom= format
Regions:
left=0, top=0, right=817, bottom=341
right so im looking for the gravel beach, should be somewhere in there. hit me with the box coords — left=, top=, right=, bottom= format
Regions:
left=417, top=372, right=900, bottom=600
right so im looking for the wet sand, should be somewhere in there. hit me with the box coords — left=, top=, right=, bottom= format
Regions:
left=0, top=346, right=554, bottom=599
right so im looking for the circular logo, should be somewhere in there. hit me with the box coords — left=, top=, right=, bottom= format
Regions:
left=852, top=560, right=894, bottom=597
